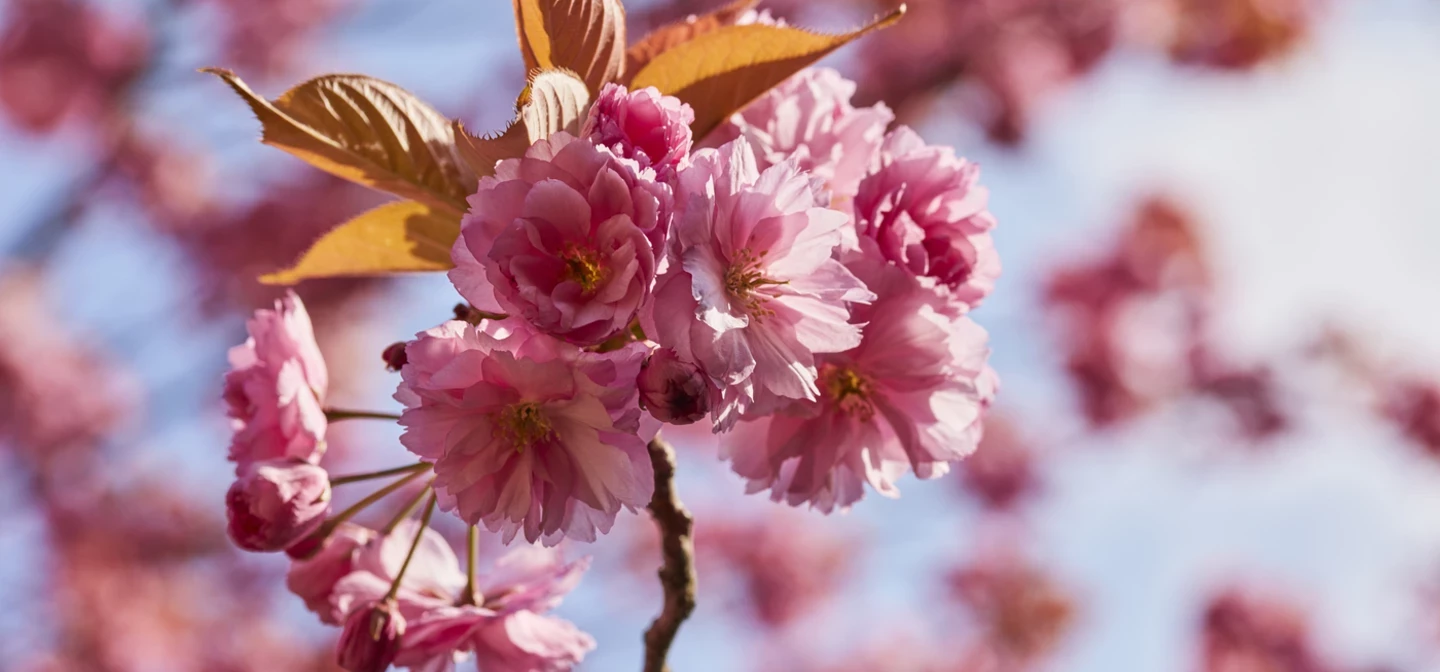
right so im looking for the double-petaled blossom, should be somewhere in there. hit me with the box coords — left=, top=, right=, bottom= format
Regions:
left=288, top=523, right=376, bottom=624
left=636, top=347, right=710, bottom=425
left=721, top=257, right=993, bottom=512
left=395, top=320, right=654, bottom=544
left=583, top=83, right=695, bottom=183
left=643, top=138, right=873, bottom=430
left=720, top=67, right=893, bottom=203
left=330, top=522, right=594, bottom=672
left=223, top=291, right=329, bottom=468
left=449, top=132, right=671, bottom=347
left=225, top=459, right=331, bottom=552
left=854, top=125, right=1000, bottom=306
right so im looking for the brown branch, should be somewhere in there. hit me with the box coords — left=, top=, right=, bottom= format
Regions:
left=642, top=436, right=696, bottom=672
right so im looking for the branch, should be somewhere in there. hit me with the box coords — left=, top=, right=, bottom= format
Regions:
left=642, top=436, right=696, bottom=672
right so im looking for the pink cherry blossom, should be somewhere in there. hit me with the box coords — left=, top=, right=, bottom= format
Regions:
left=854, top=125, right=1000, bottom=306
left=394, top=320, right=654, bottom=544
left=643, top=138, right=873, bottom=430
left=719, top=67, right=893, bottom=201
left=449, top=132, right=670, bottom=347
left=637, top=347, right=710, bottom=425
left=583, top=83, right=695, bottom=182
left=287, top=523, right=375, bottom=625
left=721, top=257, right=993, bottom=512
left=225, top=459, right=331, bottom=552
left=223, top=290, right=329, bottom=468
left=337, top=600, right=404, bottom=672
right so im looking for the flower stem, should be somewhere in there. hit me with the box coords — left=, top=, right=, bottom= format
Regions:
left=381, top=479, right=435, bottom=535
left=324, top=408, right=402, bottom=422
left=641, top=436, right=696, bottom=672
left=321, top=467, right=430, bottom=536
left=460, top=525, right=480, bottom=606
left=331, top=462, right=430, bottom=486
left=384, top=492, right=437, bottom=603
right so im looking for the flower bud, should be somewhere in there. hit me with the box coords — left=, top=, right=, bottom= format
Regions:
left=337, top=601, right=405, bottom=672
left=287, top=523, right=375, bottom=624
left=381, top=341, right=408, bottom=372
left=226, top=459, right=331, bottom=552
left=637, top=348, right=710, bottom=425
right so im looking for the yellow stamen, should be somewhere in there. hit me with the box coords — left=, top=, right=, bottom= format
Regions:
left=497, top=402, right=552, bottom=451
left=821, top=364, right=876, bottom=421
left=724, top=248, right=786, bottom=318
left=561, top=244, right=607, bottom=295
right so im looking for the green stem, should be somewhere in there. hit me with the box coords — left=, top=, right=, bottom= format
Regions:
left=321, top=467, right=430, bottom=536
left=381, top=480, right=435, bottom=535
left=331, top=462, right=430, bottom=486
left=461, top=525, right=480, bottom=606
left=324, top=408, right=402, bottom=422
left=385, top=493, right=438, bottom=602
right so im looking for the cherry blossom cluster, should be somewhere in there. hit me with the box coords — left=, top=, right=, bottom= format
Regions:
left=221, top=65, right=1000, bottom=670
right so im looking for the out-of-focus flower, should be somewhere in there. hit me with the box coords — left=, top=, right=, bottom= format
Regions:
left=332, top=522, right=594, bottom=671
left=203, top=0, right=349, bottom=78
left=287, top=523, right=376, bottom=625
left=0, top=272, right=131, bottom=459
left=854, top=0, right=1119, bottom=145
left=958, top=416, right=1039, bottom=511
left=337, top=601, right=405, bottom=672
left=451, top=132, right=670, bottom=346
left=225, top=459, right=331, bottom=553
left=855, top=125, right=999, bottom=305
left=224, top=291, right=330, bottom=469
left=1165, top=0, right=1314, bottom=71
left=644, top=138, right=872, bottom=430
left=1200, top=589, right=1326, bottom=672
left=584, top=84, right=695, bottom=182
left=701, top=512, right=853, bottom=628
left=719, top=67, right=893, bottom=201
left=637, top=347, right=711, bottom=425
left=722, top=259, right=992, bottom=512
left=0, top=0, right=149, bottom=134
left=949, top=550, right=1076, bottom=664
left=394, top=321, right=653, bottom=544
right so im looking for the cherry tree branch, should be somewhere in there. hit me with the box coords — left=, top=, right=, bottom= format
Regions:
left=642, top=436, right=696, bottom=672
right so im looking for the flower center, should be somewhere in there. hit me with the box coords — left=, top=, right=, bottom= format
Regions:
left=561, top=244, right=607, bottom=295
left=497, top=402, right=552, bottom=451
left=821, top=364, right=876, bottom=421
left=724, top=248, right=785, bottom=317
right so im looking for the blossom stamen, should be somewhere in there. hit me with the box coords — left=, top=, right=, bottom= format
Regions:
left=498, top=402, right=553, bottom=451
left=821, top=364, right=876, bottom=421
left=561, top=244, right=608, bottom=295
left=725, top=248, right=786, bottom=318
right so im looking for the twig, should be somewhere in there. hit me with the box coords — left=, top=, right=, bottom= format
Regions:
left=641, top=436, right=696, bottom=672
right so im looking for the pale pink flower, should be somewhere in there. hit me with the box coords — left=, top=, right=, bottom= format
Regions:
left=223, top=291, right=329, bottom=468
left=583, top=83, right=694, bottom=182
left=287, top=523, right=375, bottom=625
left=636, top=347, right=710, bottom=425
left=448, top=132, right=670, bottom=347
left=721, top=258, right=993, bottom=511
left=854, top=125, right=1000, bottom=306
left=643, top=138, right=872, bottom=430
left=225, top=459, right=331, bottom=552
left=337, top=601, right=405, bottom=672
left=394, top=320, right=654, bottom=544
left=330, top=520, right=466, bottom=621
left=720, top=67, right=893, bottom=201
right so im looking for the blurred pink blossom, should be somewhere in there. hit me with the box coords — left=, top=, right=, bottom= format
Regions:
left=288, top=523, right=376, bottom=625
left=958, top=417, right=1040, bottom=511
left=337, top=601, right=405, bottom=672
left=949, top=550, right=1076, bottom=664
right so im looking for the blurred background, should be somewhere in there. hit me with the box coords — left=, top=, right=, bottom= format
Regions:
left=2, top=0, right=1439, bottom=669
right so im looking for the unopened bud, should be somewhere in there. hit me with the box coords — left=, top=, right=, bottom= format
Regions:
left=226, top=459, right=331, bottom=552
left=337, top=601, right=405, bottom=672
left=637, top=348, right=710, bottom=425
left=381, top=341, right=408, bottom=372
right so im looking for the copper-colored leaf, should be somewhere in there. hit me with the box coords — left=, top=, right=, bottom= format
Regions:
left=513, top=0, right=626, bottom=94
left=260, top=200, right=457, bottom=284
left=629, top=5, right=907, bottom=139
left=453, top=69, right=591, bottom=177
left=624, top=0, right=759, bottom=78
left=203, top=69, right=474, bottom=218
